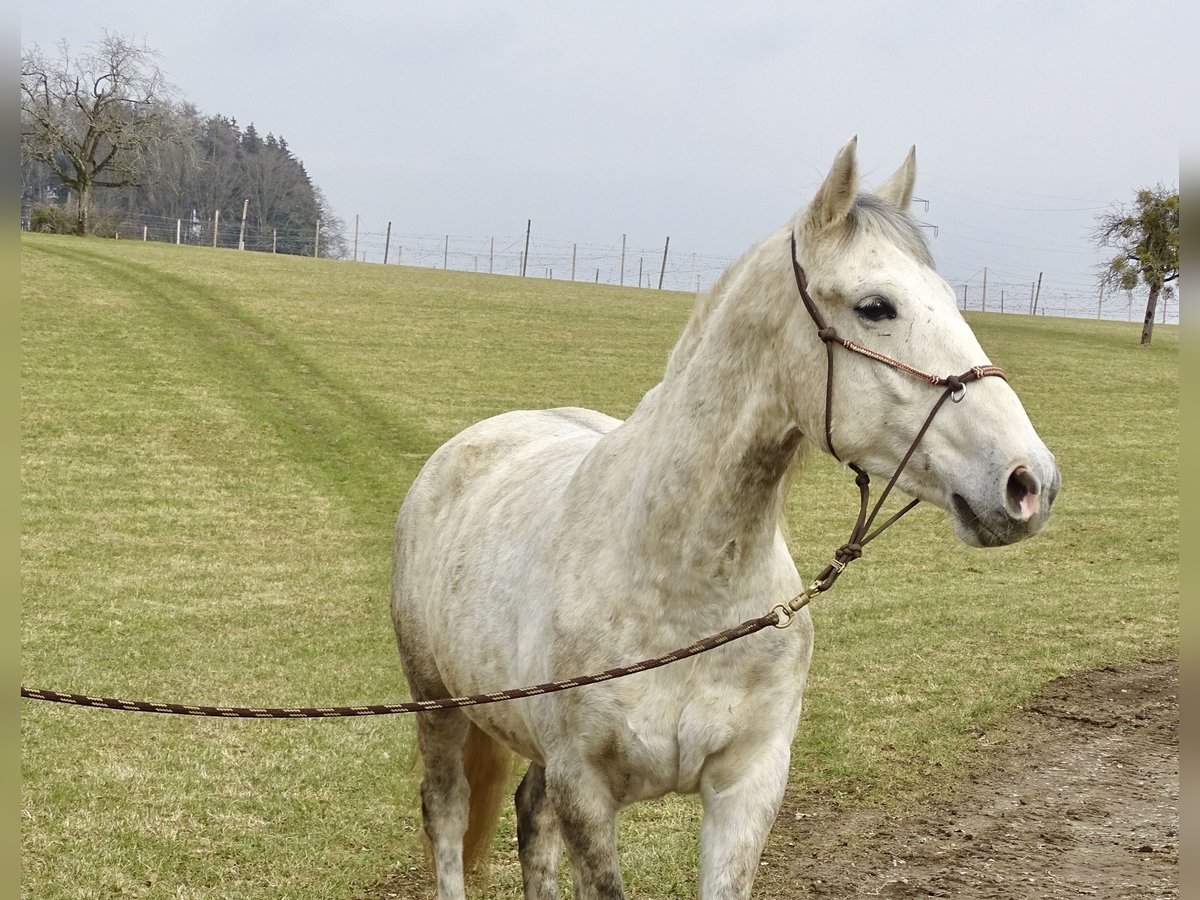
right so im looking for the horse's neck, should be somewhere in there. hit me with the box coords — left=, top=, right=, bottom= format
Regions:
left=583, top=264, right=804, bottom=595
left=632, top=380, right=799, bottom=569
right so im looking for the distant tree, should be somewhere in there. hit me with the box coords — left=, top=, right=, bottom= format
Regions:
left=19, top=33, right=345, bottom=257
left=312, top=186, right=349, bottom=259
left=1094, top=186, right=1179, bottom=345
left=20, top=32, right=182, bottom=235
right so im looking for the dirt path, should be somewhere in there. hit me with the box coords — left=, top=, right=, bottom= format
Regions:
left=369, top=659, right=1178, bottom=899
left=755, top=659, right=1179, bottom=900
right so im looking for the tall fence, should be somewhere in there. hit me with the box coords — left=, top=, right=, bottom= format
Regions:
left=20, top=206, right=1178, bottom=325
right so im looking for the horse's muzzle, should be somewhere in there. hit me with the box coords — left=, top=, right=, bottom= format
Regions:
left=952, top=458, right=1061, bottom=547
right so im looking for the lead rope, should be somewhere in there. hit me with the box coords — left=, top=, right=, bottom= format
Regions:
left=20, top=236, right=1007, bottom=717
left=19, top=615, right=779, bottom=718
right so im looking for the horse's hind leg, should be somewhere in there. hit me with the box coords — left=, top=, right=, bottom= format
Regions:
left=415, top=709, right=472, bottom=900
left=516, top=763, right=563, bottom=899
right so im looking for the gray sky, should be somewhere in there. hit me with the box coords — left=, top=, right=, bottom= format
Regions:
left=20, top=2, right=1183, bottom=315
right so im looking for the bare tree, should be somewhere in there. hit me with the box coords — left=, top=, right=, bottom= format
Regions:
left=1093, top=185, right=1179, bottom=345
left=20, top=32, right=182, bottom=236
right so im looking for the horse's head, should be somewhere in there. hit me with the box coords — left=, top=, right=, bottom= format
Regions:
left=787, top=137, right=1060, bottom=547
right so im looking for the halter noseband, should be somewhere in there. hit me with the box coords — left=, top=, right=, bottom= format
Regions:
left=783, top=232, right=1008, bottom=601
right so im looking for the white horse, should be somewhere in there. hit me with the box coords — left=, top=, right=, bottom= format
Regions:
left=391, top=138, right=1060, bottom=900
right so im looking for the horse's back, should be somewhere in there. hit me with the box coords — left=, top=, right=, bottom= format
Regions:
left=398, top=406, right=618, bottom=520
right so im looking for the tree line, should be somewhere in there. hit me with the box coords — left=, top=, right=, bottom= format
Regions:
left=20, top=32, right=347, bottom=258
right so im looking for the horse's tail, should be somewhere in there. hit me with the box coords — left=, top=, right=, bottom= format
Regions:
left=461, top=722, right=512, bottom=871
left=422, top=721, right=512, bottom=874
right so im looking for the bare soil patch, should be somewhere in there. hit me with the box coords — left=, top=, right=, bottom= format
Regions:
left=755, top=659, right=1179, bottom=900
left=366, top=660, right=1177, bottom=899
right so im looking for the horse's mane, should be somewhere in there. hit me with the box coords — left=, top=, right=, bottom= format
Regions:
left=662, top=241, right=760, bottom=381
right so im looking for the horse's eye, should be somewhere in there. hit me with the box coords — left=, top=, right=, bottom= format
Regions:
left=856, top=296, right=897, bottom=322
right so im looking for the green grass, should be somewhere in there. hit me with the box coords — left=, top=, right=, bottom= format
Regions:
left=21, top=233, right=1178, bottom=898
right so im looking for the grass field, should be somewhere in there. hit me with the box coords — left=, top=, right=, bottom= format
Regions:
left=20, top=232, right=1178, bottom=899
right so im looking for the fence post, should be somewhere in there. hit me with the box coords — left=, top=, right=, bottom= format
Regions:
left=383, top=221, right=392, bottom=265
left=620, top=234, right=626, bottom=285
left=444, top=235, right=449, bottom=270
left=521, top=220, right=531, bottom=276
left=489, top=237, right=494, bottom=274
left=212, top=209, right=219, bottom=248
left=1032, top=272, right=1043, bottom=315
left=238, top=199, right=249, bottom=250
left=571, top=243, right=576, bottom=281
left=272, top=228, right=277, bottom=254
left=143, top=225, right=148, bottom=242
left=176, top=219, right=181, bottom=245
left=658, top=236, right=670, bottom=289
left=314, top=219, right=321, bottom=258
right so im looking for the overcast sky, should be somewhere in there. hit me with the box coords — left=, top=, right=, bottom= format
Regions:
left=20, top=2, right=1184, bottom=314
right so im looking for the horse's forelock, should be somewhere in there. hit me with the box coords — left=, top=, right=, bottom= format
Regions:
left=840, top=193, right=934, bottom=267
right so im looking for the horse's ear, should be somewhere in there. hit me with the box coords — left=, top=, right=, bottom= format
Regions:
left=876, top=146, right=917, bottom=211
left=803, top=136, right=859, bottom=235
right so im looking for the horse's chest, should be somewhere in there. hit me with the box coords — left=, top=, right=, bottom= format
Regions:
left=593, top=659, right=792, bottom=803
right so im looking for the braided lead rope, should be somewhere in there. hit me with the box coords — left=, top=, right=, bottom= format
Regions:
left=21, top=239, right=1010, bottom=718
left=20, top=613, right=781, bottom=718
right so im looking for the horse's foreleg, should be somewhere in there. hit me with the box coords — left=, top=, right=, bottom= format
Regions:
left=516, top=763, right=563, bottom=899
left=546, top=765, right=624, bottom=900
left=698, top=739, right=791, bottom=900
left=416, top=709, right=472, bottom=900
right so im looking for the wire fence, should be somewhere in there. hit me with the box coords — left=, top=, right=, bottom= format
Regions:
left=337, top=220, right=740, bottom=294
left=946, top=275, right=1178, bottom=325
left=21, top=206, right=1178, bottom=325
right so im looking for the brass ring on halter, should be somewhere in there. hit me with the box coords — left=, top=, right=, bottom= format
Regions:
left=771, top=604, right=795, bottom=628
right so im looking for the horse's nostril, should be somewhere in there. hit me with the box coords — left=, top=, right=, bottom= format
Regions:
left=1006, top=465, right=1041, bottom=521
